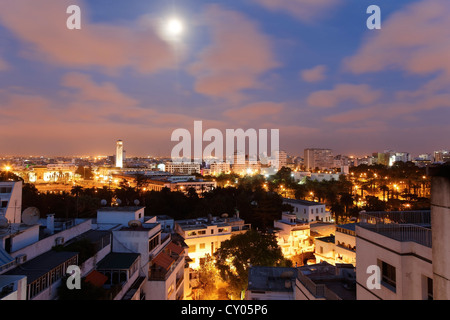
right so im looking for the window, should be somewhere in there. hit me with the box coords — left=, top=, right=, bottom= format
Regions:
left=321, top=208, right=324, bottom=213
left=211, top=229, right=214, bottom=234
left=295, top=207, right=298, bottom=212
left=379, top=260, right=396, bottom=291
left=303, top=209, right=306, bottom=214
left=188, top=244, right=196, bottom=253
left=199, top=243, right=205, bottom=250
left=426, top=277, right=433, bottom=300
left=148, top=235, right=159, bottom=252
left=319, top=246, right=323, bottom=254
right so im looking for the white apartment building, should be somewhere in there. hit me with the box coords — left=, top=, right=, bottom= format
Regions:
left=273, top=212, right=312, bottom=258
left=356, top=210, right=432, bottom=300
left=283, top=198, right=332, bottom=223
left=314, top=223, right=356, bottom=267
left=174, top=215, right=250, bottom=269
left=97, top=208, right=187, bottom=300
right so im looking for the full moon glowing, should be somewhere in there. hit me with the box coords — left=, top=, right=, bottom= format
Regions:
left=167, top=18, right=183, bottom=36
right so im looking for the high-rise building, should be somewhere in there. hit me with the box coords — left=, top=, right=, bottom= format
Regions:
left=116, top=140, right=124, bottom=168
left=434, top=150, right=450, bottom=163
left=304, top=148, right=333, bottom=171
left=272, top=150, right=287, bottom=170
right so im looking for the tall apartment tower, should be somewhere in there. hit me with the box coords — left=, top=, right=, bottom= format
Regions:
left=304, top=148, right=333, bottom=171
left=116, top=140, right=124, bottom=168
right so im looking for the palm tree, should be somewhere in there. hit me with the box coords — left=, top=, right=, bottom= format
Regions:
left=71, top=185, right=83, bottom=218
left=339, top=192, right=354, bottom=216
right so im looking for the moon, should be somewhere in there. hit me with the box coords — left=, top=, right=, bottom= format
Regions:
left=167, top=18, right=183, bottom=36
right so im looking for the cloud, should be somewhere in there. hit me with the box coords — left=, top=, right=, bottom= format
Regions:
left=300, top=65, right=327, bottom=83
left=344, top=0, right=450, bottom=76
left=0, top=56, right=10, bottom=71
left=61, top=72, right=139, bottom=108
left=307, top=83, right=382, bottom=108
left=223, top=102, right=284, bottom=123
left=251, top=0, right=341, bottom=22
left=0, top=0, right=174, bottom=73
left=188, top=4, right=279, bottom=101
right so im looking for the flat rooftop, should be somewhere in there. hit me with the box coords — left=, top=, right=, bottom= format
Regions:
left=248, top=266, right=297, bottom=292
left=315, top=235, right=335, bottom=243
left=5, top=250, right=78, bottom=283
left=97, top=206, right=145, bottom=212
left=298, top=262, right=356, bottom=300
left=118, top=222, right=159, bottom=232
left=283, top=198, right=324, bottom=206
left=175, top=216, right=244, bottom=230
left=336, top=223, right=356, bottom=232
left=97, top=253, right=140, bottom=270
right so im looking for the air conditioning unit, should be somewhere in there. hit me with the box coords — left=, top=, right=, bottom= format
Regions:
left=55, top=237, right=65, bottom=246
left=15, top=254, right=27, bottom=264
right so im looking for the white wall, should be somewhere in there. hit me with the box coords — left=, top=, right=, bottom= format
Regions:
left=10, top=219, right=92, bottom=261
left=356, top=225, right=432, bottom=300
left=97, top=208, right=145, bottom=226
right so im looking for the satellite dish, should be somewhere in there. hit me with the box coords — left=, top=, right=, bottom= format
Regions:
left=221, top=213, right=228, bottom=218
left=22, top=207, right=40, bottom=225
left=128, top=220, right=142, bottom=228
left=0, top=216, right=9, bottom=228
left=100, top=199, right=107, bottom=206
left=116, top=198, right=122, bottom=205
left=134, top=199, right=140, bottom=206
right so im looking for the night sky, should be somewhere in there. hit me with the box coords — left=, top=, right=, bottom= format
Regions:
left=0, top=0, right=449, bottom=157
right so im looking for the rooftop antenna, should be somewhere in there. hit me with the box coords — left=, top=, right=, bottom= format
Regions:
left=22, top=207, right=40, bottom=225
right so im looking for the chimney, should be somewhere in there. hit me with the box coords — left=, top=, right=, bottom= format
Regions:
left=428, top=164, right=450, bottom=300
left=47, top=214, right=55, bottom=235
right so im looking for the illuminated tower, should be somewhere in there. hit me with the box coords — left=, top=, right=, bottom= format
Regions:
left=116, top=140, right=123, bottom=168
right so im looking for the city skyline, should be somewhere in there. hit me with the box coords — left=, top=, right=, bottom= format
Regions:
left=1, top=0, right=449, bottom=157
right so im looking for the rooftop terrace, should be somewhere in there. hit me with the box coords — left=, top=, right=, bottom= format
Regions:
left=358, top=210, right=432, bottom=248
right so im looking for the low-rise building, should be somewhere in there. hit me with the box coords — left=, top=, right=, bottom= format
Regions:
left=273, top=212, right=312, bottom=258
left=246, top=266, right=297, bottom=300
left=283, top=198, right=332, bottom=223
left=295, top=262, right=356, bottom=300
left=174, top=215, right=250, bottom=269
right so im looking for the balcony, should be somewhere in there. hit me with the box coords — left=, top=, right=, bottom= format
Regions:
left=358, top=210, right=431, bottom=248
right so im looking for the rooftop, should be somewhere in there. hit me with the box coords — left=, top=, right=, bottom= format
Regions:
left=283, top=198, right=324, bottom=207
left=297, top=262, right=356, bottom=300
left=97, top=206, right=145, bottom=212
left=97, top=253, right=140, bottom=270
left=358, top=210, right=432, bottom=248
left=175, top=216, right=244, bottom=230
left=5, top=250, right=78, bottom=283
left=315, top=235, right=335, bottom=243
left=336, top=223, right=356, bottom=232
left=247, top=266, right=298, bottom=292
left=118, top=222, right=160, bottom=232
